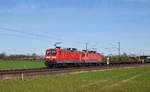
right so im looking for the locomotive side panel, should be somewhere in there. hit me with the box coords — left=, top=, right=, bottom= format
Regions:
left=57, top=50, right=82, bottom=63
left=83, top=53, right=102, bottom=62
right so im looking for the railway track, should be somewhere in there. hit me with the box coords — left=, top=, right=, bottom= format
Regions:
left=0, top=62, right=150, bottom=80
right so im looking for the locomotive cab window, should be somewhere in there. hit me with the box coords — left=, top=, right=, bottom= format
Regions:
left=46, top=49, right=56, bottom=55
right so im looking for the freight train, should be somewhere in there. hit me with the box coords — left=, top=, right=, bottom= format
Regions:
left=44, top=47, right=103, bottom=67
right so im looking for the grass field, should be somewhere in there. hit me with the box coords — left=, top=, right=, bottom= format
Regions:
left=0, top=65, right=150, bottom=92
left=0, top=59, right=45, bottom=70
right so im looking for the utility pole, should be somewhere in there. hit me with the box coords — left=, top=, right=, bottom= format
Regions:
left=143, top=52, right=145, bottom=56
left=86, top=43, right=88, bottom=52
left=118, top=42, right=121, bottom=61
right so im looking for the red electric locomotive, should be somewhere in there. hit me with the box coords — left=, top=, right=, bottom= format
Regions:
left=44, top=47, right=103, bottom=67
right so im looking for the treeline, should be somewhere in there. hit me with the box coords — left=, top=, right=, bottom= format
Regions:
left=0, top=52, right=43, bottom=60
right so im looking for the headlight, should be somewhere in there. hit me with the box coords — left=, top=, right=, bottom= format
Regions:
left=46, top=56, right=51, bottom=59
left=51, top=56, right=56, bottom=59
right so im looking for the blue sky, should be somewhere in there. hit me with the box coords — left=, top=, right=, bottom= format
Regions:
left=0, top=0, right=150, bottom=55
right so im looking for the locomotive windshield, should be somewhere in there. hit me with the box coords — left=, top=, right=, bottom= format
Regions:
left=46, top=49, right=56, bottom=55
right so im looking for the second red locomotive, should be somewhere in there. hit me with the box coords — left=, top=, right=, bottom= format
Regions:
left=44, top=47, right=103, bottom=67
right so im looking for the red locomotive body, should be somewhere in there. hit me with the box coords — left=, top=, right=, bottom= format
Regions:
left=44, top=47, right=102, bottom=67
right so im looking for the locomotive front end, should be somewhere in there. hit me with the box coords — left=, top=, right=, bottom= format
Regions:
left=44, top=49, right=57, bottom=67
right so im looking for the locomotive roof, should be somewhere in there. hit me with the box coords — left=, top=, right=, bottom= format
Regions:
left=46, top=48, right=99, bottom=54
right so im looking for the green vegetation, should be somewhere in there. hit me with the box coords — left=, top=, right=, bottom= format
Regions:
left=0, top=59, right=45, bottom=70
left=0, top=66, right=150, bottom=92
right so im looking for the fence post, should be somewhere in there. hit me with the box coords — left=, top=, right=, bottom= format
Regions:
left=21, top=73, right=24, bottom=80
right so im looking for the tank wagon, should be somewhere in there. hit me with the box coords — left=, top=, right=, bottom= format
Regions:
left=44, top=47, right=103, bottom=67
